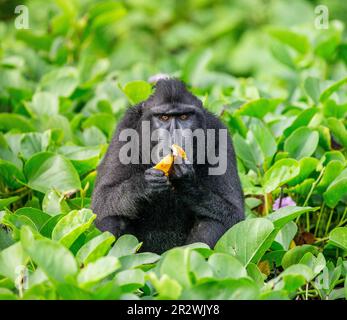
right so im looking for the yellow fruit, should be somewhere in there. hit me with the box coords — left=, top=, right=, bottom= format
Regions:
left=171, top=144, right=187, bottom=160
left=153, top=144, right=187, bottom=176
left=153, top=154, right=174, bottom=176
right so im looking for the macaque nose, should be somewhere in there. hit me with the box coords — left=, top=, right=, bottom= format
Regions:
left=171, top=130, right=186, bottom=150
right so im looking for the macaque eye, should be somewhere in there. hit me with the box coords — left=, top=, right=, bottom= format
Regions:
left=179, top=114, right=189, bottom=120
left=159, top=115, right=170, bottom=121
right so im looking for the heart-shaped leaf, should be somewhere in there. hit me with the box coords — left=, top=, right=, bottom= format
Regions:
left=215, top=218, right=276, bottom=267
left=24, top=152, right=81, bottom=194
left=52, top=209, right=96, bottom=248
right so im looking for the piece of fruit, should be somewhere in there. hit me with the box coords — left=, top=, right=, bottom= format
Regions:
left=171, top=144, right=187, bottom=160
left=153, top=144, right=187, bottom=176
left=153, top=154, right=174, bottom=176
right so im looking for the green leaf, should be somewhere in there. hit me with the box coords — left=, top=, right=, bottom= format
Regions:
left=181, top=278, right=259, bottom=300
left=147, top=273, right=182, bottom=300
left=160, top=248, right=191, bottom=288
left=329, top=227, right=347, bottom=251
left=89, top=2, right=126, bottom=30
left=235, top=98, right=281, bottom=119
left=0, top=288, right=17, bottom=300
left=317, top=160, right=345, bottom=193
left=323, top=100, right=347, bottom=119
left=52, top=209, right=96, bottom=248
left=91, top=281, right=122, bottom=300
left=268, top=27, right=310, bottom=54
left=208, top=253, right=247, bottom=279
left=0, top=227, right=15, bottom=250
left=20, top=131, right=51, bottom=160
left=320, top=77, right=347, bottom=102
left=299, top=252, right=326, bottom=276
left=326, top=117, right=347, bottom=149
left=233, top=133, right=259, bottom=172
left=39, top=115, right=73, bottom=143
left=122, top=80, right=152, bottom=105
left=282, top=264, right=314, bottom=282
left=274, top=221, right=297, bottom=250
left=77, top=256, right=120, bottom=288
left=108, top=234, right=141, bottom=258
left=76, top=231, right=115, bottom=265
left=0, top=243, right=28, bottom=282
left=182, top=49, right=213, bottom=87
left=39, top=214, right=65, bottom=238
left=81, top=126, right=107, bottom=146
left=281, top=245, right=318, bottom=269
left=56, top=283, right=92, bottom=300
left=42, top=189, right=71, bottom=216
left=323, top=168, right=347, bottom=208
left=0, top=113, right=34, bottom=132
left=283, top=108, right=318, bottom=138
left=317, top=125, right=331, bottom=150
left=21, top=227, right=78, bottom=282
left=58, top=145, right=101, bottom=176
left=0, top=133, right=22, bottom=168
left=247, top=263, right=266, bottom=286
left=189, top=250, right=213, bottom=281
left=304, top=77, right=320, bottom=104
left=284, top=127, right=319, bottom=160
left=215, top=218, right=275, bottom=267
left=249, top=118, right=277, bottom=160
left=315, top=21, right=343, bottom=60
left=114, top=269, right=145, bottom=292
left=322, top=151, right=345, bottom=166
left=260, top=290, right=289, bottom=300
left=15, top=207, right=51, bottom=230
left=24, top=152, right=81, bottom=194
left=263, top=159, right=300, bottom=193
left=0, top=159, right=26, bottom=189
left=267, top=206, right=316, bottom=229
left=0, top=196, right=20, bottom=210
left=39, top=67, right=79, bottom=97
left=30, top=91, right=59, bottom=116
left=287, top=157, right=319, bottom=186
left=280, top=264, right=314, bottom=292
left=1, top=212, right=38, bottom=239
left=118, top=252, right=160, bottom=270
left=82, top=113, right=116, bottom=138
left=270, top=40, right=295, bottom=69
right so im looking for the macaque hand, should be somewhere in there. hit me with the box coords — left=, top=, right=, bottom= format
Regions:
left=144, top=168, right=171, bottom=193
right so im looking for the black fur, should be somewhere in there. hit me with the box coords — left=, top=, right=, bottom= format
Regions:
left=91, top=79, right=244, bottom=253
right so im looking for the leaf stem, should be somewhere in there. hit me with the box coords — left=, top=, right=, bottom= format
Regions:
left=303, top=167, right=325, bottom=207
left=264, top=193, right=269, bottom=215
left=314, top=203, right=325, bottom=237
left=337, top=206, right=347, bottom=227
left=324, top=208, right=335, bottom=237
left=336, top=218, right=347, bottom=228
left=314, top=236, right=329, bottom=244
left=306, top=211, right=310, bottom=233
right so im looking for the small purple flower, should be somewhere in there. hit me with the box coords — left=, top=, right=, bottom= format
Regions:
left=148, top=73, right=170, bottom=83
left=273, top=196, right=296, bottom=210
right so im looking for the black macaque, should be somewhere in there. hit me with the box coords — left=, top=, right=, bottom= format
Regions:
left=91, top=79, right=244, bottom=253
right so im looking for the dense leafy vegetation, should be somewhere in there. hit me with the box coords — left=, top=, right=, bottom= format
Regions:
left=0, top=0, right=347, bottom=300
